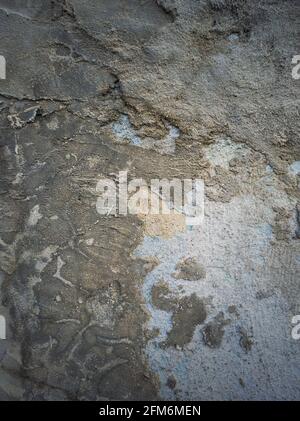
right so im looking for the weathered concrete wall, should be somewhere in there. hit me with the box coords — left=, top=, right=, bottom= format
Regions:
left=0, top=0, right=299, bottom=400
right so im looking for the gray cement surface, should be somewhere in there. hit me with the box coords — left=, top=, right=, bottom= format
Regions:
left=0, top=0, right=299, bottom=400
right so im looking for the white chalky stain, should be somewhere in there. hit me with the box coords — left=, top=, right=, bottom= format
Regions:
left=112, top=115, right=180, bottom=154
left=28, top=205, right=43, bottom=226
left=288, top=161, right=300, bottom=176
left=135, top=190, right=300, bottom=400
left=54, top=256, right=74, bottom=287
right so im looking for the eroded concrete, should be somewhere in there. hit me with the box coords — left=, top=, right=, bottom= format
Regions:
left=0, top=0, right=299, bottom=401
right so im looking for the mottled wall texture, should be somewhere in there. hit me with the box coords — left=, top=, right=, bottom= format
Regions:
left=0, top=0, right=300, bottom=401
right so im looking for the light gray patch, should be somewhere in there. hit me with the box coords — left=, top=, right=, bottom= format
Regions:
left=288, top=161, right=300, bottom=176
left=112, top=114, right=180, bottom=154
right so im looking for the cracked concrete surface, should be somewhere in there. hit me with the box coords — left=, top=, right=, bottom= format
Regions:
left=0, top=0, right=299, bottom=401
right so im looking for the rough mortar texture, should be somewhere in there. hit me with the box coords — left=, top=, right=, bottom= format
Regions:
left=0, top=0, right=299, bottom=400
